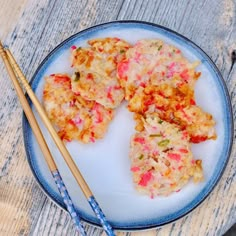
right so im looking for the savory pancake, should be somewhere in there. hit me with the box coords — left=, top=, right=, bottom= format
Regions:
left=128, top=84, right=216, bottom=143
left=71, top=37, right=131, bottom=108
left=129, top=113, right=203, bottom=197
left=117, top=39, right=200, bottom=100
left=43, top=74, right=114, bottom=143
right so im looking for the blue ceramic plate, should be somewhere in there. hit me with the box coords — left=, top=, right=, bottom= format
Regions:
left=23, top=21, right=233, bottom=231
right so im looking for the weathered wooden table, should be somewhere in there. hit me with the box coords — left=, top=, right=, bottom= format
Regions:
left=0, top=0, right=235, bottom=235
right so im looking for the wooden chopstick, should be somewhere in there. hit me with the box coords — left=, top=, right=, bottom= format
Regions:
left=0, top=43, right=115, bottom=236
left=0, top=45, right=56, bottom=171
left=5, top=48, right=92, bottom=199
left=0, top=42, right=87, bottom=236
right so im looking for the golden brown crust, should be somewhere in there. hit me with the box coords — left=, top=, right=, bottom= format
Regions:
left=71, top=38, right=132, bottom=108
left=43, top=74, right=114, bottom=143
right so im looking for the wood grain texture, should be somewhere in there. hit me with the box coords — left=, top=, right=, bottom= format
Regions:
left=0, top=0, right=29, bottom=39
left=0, top=0, right=235, bottom=235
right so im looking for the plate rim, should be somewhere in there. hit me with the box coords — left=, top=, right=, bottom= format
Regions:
left=22, top=20, right=234, bottom=231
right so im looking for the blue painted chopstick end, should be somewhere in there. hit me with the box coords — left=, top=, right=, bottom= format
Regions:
left=88, top=196, right=115, bottom=236
left=52, top=170, right=87, bottom=236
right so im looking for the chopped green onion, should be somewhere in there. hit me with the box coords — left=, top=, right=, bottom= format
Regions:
left=76, top=47, right=82, bottom=51
left=138, top=154, right=144, bottom=160
left=158, top=139, right=170, bottom=147
left=158, top=45, right=163, bottom=51
left=120, top=49, right=125, bottom=53
left=158, top=120, right=163, bottom=124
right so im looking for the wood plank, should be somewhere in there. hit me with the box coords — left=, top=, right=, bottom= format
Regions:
left=117, top=0, right=236, bottom=79
left=0, top=0, right=235, bottom=235
left=0, top=3, right=48, bottom=234
left=116, top=0, right=236, bottom=235
left=0, top=0, right=59, bottom=235
left=219, top=60, right=236, bottom=234
left=0, top=0, right=125, bottom=235
left=0, top=0, right=29, bottom=39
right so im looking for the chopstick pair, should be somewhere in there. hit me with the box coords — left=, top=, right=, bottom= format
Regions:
left=0, top=42, right=115, bottom=236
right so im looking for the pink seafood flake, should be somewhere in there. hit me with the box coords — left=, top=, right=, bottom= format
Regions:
left=117, top=61, right=129, bottom=78
left=95, top=110, right=103, bottom=123
left=138, top=171, right=153, bottom=187
left=180, top=69, right=189, bottom=81
left=168, top=153, right=181, bottom=161
left=179, top=148, right=188, bottom=153
left=131, top=166, right=140, bottom=172
left=134, top=52, right=141, bottom=62
left=107, top=86, right=114, bottom=102
left=54, top=75, right=70, bottom=84
left=89, top=137, right=95, bottom=143
left=133, top=137, right=145, bottom=144
left=73, top=116, right=83, bottom=125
